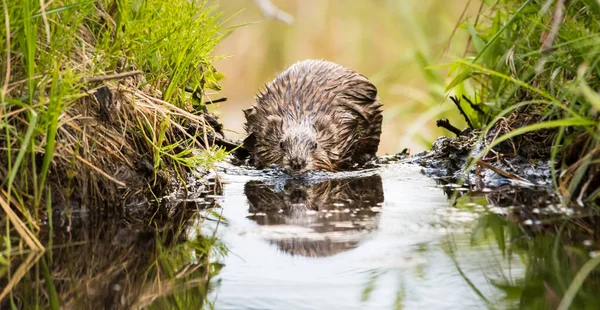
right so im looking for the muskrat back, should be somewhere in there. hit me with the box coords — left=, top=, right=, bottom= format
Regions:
left=243, top=59, right=383, bottom=174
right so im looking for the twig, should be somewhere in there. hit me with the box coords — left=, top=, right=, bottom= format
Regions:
left=38, top=0, right=51, bottom=43
left=540, top=0, right=566, bottom=55
left=0, top=195, right=44, bottom=251
left=254, top=0, right=294, bottom=24
left=86, top=70, right=143, bottom=83
left=75, top=154, right=126, bottom=187
left=201, top=115, right=210, bottom=150
left=461, top=95, right=486, bottom=115
left=134, top=89, right=205, bottom=122
left=38, top=0, right=56, bottom=12
left=185, top=86, right=228, bottom=105
left=450, top=96, right=474, bottom=129
left=1, top=189, right=40, bottom=231
left=474, top=159, right=533, bottom=185
left=1, top=0, right=11, bottom=106
left=0, top=251, right=44, bottom=302
left=576, top=176, right=592, bottom=207
left=206, top=97, right=227, bottom=104
left=444, top=0, right=471, bottom=55
left=436, top=119, right=462, bottom=136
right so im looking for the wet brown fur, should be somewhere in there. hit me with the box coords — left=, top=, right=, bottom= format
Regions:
left=243, top=60, right=383, bottom=172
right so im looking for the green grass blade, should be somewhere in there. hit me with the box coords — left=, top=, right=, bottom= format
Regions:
left=472, top=0, right=532, bottom=65
left=36, top=65, right=63, bottom=207
left=7, top=110, right=38, bottom=197
left=457, top=60, right=563, bottom=107
left=477, top=118, right=596, bottom=161
left=465, top=20, right=485, bottom=53
left=558, top=256, right=600, bottom=310
left=578, top=64, right=600, bottom=111
left=41, top=258, right=59, bottom=310
left=31, top=1, right=94, bottom=19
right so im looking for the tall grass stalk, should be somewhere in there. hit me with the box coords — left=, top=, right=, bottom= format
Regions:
left=36, top=65, right=63, bottom=207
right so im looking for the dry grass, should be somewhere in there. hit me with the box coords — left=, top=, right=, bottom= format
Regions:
left=0, top=0, right=230, bottom=296
left=0, top=0, right=228, bottom=216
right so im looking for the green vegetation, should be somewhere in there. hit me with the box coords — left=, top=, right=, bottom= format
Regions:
left=448, top=0, right=600, bottom=204
left=0, top=0, right=229, bottom=299
left=4, top=0, right=600, bottom=307
left=443, top=1, right=600, bottom=308
left=446, top=194, right=600, bottom=309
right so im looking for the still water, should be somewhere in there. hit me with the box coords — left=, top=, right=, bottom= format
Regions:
left=209, top=163, right=522, bottom=309
left=4, top=162, right=598, bottom=309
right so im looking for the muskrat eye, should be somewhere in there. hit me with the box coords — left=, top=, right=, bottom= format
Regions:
left=279, top=141, right=285, bottom=150
left=310, top=141, right=318, bottom=150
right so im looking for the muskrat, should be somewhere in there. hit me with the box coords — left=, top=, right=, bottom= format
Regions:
left=243, top=60, right=383, bottom=174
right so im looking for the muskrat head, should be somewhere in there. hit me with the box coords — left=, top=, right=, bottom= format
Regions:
left=279, top=125, right=319, bottom=175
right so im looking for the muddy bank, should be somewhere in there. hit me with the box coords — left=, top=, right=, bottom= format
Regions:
left=50, top=78, right=227, bottom=211
left=390, top=121, right=600, bottom=248
left=406, top=127, right=553, bottom=188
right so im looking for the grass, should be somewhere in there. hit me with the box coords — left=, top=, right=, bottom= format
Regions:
left=446, top=0, right=600, bottom=205
left=443, top=202, right=600, bottom=309
left=0, top=0, right=230, bottom=302
left=443, top=0, right=600, bottom=308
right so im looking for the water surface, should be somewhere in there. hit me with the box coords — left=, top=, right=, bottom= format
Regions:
left=4, top=163, right=599, bottom=309
left=210, top=163, right=522, bottom=309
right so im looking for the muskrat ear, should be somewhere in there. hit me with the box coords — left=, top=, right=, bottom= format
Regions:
left=243, top=108, right=255, bottom=118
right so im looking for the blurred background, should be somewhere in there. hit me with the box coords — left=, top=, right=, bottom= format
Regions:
left=210, top=0, right=474, bottom=154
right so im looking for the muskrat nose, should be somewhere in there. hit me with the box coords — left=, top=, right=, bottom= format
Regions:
left=289, top=158, right=306, bottom=171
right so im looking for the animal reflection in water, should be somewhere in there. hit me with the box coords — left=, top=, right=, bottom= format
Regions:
left=244, top=175, right=383, bottom=257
